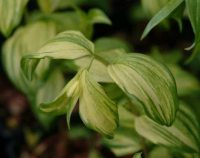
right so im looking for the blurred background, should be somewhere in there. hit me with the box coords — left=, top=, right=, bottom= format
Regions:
left=1, top=0, right=200, bottom=158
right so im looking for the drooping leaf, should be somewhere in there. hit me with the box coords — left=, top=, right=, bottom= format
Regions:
left=21, top=31, right=94, bottom=80
left=2, top=21, right=56, bottom=94
left=79, top=69, right=118, bottom=137
left=135, top=103, right=200, bottom=153
left=40, top=70, right=82, bottom=128
left=103, top=105, right=142, bottom=156
left=141, top=0, right=184, bottom=40
left=108, top=53, right=179, bottom=126
left=133, top=152, right=142, bottom=158
left=0, top=0, right=28, bottom=36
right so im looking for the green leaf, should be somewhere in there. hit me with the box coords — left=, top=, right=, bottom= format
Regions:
left=141, top=0, right=169, bottom=16
left=168, top=65, right=200, bottom=96
left=2, top=21, right=56, bottom=94
left=37, top=0, right=61, bottom=13
left=103, top=105, right=142, bottom=156
left=36, top=69, right=65, bottom=107
left=185, top=0, right=200, bottom=44
left=87, top=8, right=111, bottom=25
left=108, top=53, right=179, bottom=126
left=135, top=103, right=200, bottom=153
left=95, top=37, right=131, bottom=53
left=79, top=69, right=118, bottom=137
left=133, top=152, right=142, bottom=158
left=148, top=147, right=173, bottom=158
left=0, top=0, right=28, bottom=36
left=40, top=70, right=81, bottom=128
left=21, top=31, right=94, bottom=80
left=141, top=0, right=184, bottom=40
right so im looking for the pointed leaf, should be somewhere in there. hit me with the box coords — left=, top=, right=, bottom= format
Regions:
left=0, top=0, right=28, bottom=36
left=108, top=53, right=179, bottom=126
left=79, top=70, right=118, bottom=137
left=88, top=8, right=111, bottom=25
left=135, top=103, right=200, bottom=153
left=21, top=31, right=94, bottom=80
left=141, top=0, right=184, bottom=40
left=40, top=70, right=82, bottom=128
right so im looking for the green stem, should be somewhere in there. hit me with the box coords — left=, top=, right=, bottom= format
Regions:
left=94, top=54, right=110, bottom=66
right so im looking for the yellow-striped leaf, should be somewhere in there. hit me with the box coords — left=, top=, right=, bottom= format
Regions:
left=79, top=69, right=118, bottom=137
left=2, top=21, right=56, bottom=94
left=135, top=103, right=200, bottom=153
left=108, top=53, right=179, bottom=126
left=0, top=0, right=28, bottom=36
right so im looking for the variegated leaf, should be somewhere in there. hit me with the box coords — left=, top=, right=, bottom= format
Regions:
left=79, top=69, right=118, bottom=137
left=135, top=103, right=200, bottom=153
left=21, top=31, right=94, bottom=80
left=0, top=0, right=28, bottom=36
left=108, top=53, right=179, bottom=126
left=2, top=21, right=56, bottom=94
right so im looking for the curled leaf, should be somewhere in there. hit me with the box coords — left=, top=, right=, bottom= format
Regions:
left=108, top=53, right=179, bottom=126
left=21, top=31, right=94, bottom=80
left=40, top=70, right=81, bottom=128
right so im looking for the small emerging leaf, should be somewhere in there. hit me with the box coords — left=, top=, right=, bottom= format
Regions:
left=108, top=53, right=179, bottom=126
left=141, top=0, right=184, bottom=40
left=135, top=103, right=200, bottom=153
left=0, top=0, right=28, bottom=36
left=79, top=69, right=118, bottom=137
